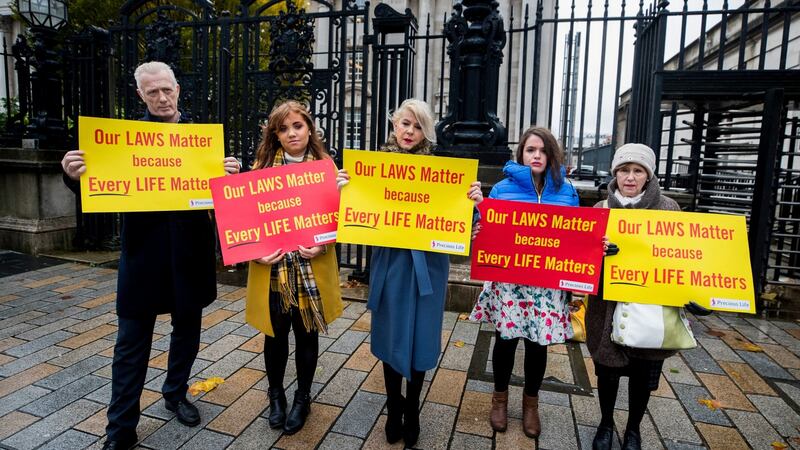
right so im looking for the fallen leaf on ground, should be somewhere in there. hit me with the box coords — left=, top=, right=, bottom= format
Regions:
left=458, top=313, right=469, bottom=321
left=741, top=343, right=764, bottom=352
left=669, top=368, right=680, bottom=374
left=771, top=441, right=788, bottom=449
left=697, top=398, right=722, bottom=411
left=705, top=330, right=726, bottom=338
left=188, top=377, right=225, bottom=396
left=453, top=340, right=465, bottom=348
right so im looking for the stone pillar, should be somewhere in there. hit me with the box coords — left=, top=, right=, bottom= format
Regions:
left=0, top=147, right=76, bottom=253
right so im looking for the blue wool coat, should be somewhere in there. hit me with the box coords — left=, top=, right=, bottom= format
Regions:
left=367, top=247, right=449, bottom=380
left=489, top=161, right=579, bottom=206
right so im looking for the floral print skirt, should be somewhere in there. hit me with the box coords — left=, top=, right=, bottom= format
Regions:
left=470, top=281, right=573, bottom=344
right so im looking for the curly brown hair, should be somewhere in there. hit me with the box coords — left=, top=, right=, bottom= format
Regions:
left=253, top=101, right=329, bottom=169
left=515, top=126, right=564, bottom=187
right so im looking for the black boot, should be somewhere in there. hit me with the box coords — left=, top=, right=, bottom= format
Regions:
left=592, top=425, right=614, bottom=450
left=622, top=429, right=641, bottom=450
left=383, top=362, right=404, bottom=444
left=283, top=390, right=311, bottom=435
left=385, top=393, right=405, bottom=444
left=403, top=371, right=424, bottom=448
left=403, top=396, right=420, bottom=447
left=267, top=387, right=287, bottom=429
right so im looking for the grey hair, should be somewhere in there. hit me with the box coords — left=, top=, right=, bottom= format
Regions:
left=390, top=98, right=436, bottom=144
left=134, top=61, right=177, bottom=91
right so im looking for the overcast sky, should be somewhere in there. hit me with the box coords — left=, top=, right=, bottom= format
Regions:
left=547, top=0, right=747, bottom=138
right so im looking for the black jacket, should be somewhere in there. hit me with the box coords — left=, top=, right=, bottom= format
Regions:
left=65, top=111, right=217, bottom=319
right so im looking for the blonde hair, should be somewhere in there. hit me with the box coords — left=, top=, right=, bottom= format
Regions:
left=390, top=99, right=435, bottom=143
left=134, top=61, right=177, bottom=90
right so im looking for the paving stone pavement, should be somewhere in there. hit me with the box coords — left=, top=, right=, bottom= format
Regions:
left=2, top=262, right=800, bottom=449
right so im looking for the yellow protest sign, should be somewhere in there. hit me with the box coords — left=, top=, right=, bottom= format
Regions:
left=337, top=149, right=478, bottom=255
left=603, top=208, right=755, bottom=313
left=78, top=116, right=225, bottom=212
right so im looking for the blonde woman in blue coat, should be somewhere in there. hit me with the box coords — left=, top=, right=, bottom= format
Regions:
left=338, top=99, right=482, bottom=446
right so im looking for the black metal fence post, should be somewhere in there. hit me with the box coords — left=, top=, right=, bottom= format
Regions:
left=434, top=0, right=509, bottom=165
left=67, top=26, right=118, bottom=250
left=626, top=4, right=647, bottom=144
left=370, top=3, right=418, bottom=149
left=749, top=88, right=784, bottom=302
left=218, top=11, right=232, bottom=161
left=646, top=2, right=669, bottom=164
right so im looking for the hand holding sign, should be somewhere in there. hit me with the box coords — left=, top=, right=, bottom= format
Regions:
left=62, top=150, right=86, bottom=180
left=297, top=244, right=325, bottom=259
left=467, top=181, right=483, bottom=204
left=223, top=156, right=241, bottom=175
left=336, top=169, right=350, bottom=190
left=255, top=248, right=284, bottom=266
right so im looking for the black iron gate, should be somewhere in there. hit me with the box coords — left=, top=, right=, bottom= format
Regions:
left=93, top=0, right=374, bottom=165
left=29, top=0, right=800, bottom=299
left=637, top=0, right=800, bottom=300
left=63, top=0, right=421, bottom=275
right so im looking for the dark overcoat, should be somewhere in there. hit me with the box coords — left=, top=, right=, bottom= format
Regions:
left=585, top=177, right=681, bottom=367
left=65, top=111, right=217, bottom=319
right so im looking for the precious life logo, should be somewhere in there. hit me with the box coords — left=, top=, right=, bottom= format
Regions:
left=709, top=297, right=751, bottom=311
left=189, top=199, right=214, bottom=208
left=314, top=231, right=337, bottom=243
left=559, top=279, right=594, bottom=292
left=430, top=240, right=465, bottom=253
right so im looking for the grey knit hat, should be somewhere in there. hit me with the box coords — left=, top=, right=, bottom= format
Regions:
left=611, top=143, right=656, bottom=178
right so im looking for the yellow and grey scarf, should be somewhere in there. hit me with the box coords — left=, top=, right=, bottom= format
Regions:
left=269, top=148, right=328, bottom=334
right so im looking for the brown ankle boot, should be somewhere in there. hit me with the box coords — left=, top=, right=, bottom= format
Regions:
left=490, top=390, right=508, bottom=432
left=522, top=392, right=541, bottom=438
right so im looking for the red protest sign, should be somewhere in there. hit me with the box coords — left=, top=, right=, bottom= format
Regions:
left=210, top=159, right=340, bottom=265
left=471, top=198, right=609, bottom=294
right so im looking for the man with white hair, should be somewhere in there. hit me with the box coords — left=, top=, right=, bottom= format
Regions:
left=61, top=61, right=240, bottom=450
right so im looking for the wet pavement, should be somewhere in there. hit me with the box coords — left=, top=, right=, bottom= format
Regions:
left=1, top=258, right=799, bottom=449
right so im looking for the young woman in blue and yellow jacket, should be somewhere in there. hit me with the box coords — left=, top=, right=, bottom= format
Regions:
left=470, top=126, right=579, bottom=439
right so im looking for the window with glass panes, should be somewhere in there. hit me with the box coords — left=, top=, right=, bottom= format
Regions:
left=348, top=48, right=364, bottom=83
left=347, top=109, right=362, bottom=149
